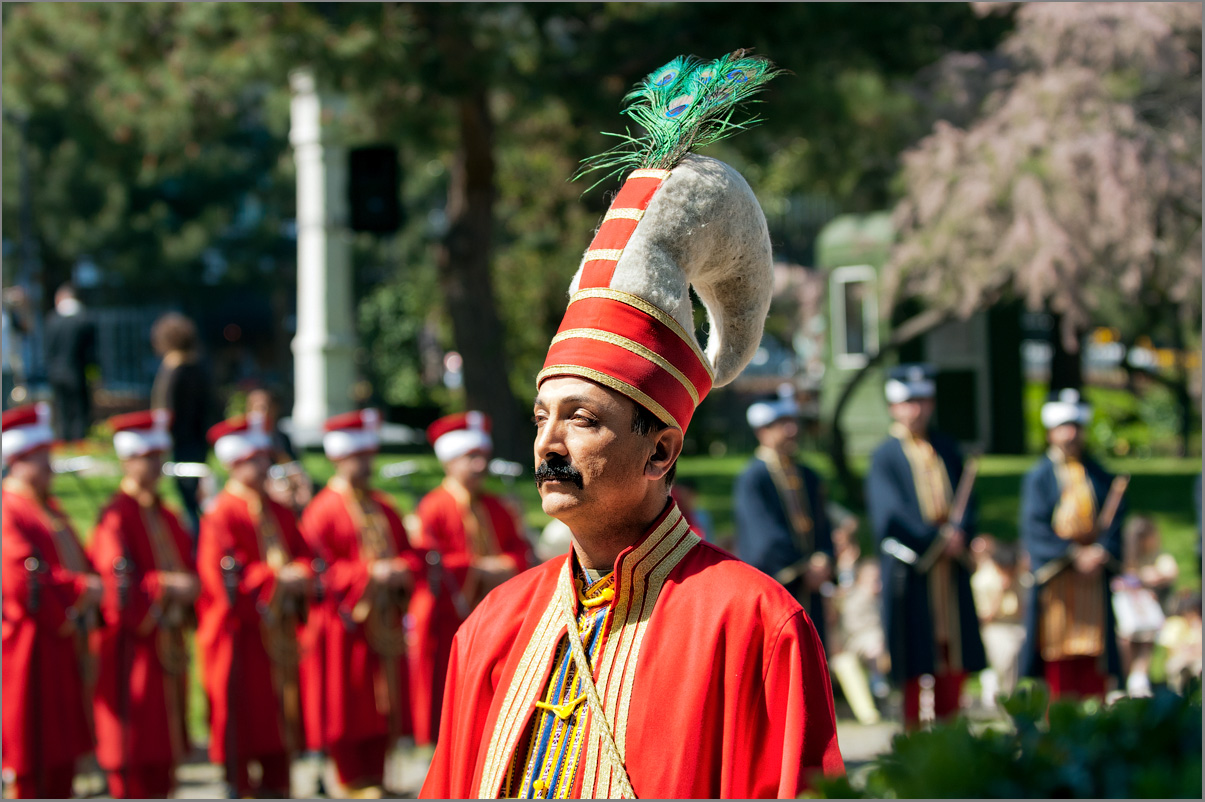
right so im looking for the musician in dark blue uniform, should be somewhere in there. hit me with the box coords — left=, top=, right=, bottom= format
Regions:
left=1019, top=389, right=1123, bottom=700
left=734, top=389, right=834, bottom=647
left=866, top=364, right=985, bottom=728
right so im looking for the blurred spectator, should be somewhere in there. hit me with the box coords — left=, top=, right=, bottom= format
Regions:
left=151, top=312, right=216, bottom=536
left=828, top=559, right=890, bottom=724
left=1112, top=515, right=1178, bottom=697
left=672, top=478, right=715, bottom=543
left=43, top=283, right=96, bottom=441
left=1158, top=590, right=1202, bottom=694
left=971, top=538, right=1028, bottom=708
left=2, top=285, right=31, bottom=410
left=245, top=386, right=313, bottom=516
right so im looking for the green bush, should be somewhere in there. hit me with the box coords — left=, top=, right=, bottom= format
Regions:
left=815, top=685, right=1202, bottom=798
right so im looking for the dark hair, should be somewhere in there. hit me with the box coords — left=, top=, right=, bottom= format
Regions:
left=151, top=312, right=199, bottom=355
left=631, top=404, right=677, bottom=486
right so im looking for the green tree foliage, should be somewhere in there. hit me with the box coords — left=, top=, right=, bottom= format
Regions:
left=3, top=3, right=1013, bottom=447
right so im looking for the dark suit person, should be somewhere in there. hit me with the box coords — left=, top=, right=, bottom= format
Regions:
left=43, top=284, right=96, bottom=442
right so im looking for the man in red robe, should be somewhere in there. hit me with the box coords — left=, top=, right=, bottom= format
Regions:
left=300, top=409, right=425, bottom=796
left=422, top=51, right=843, bottom=799
left=1, top=402, right=101, bottom=798
left=196, top=413, right=314, bottom=798
left=408, top=410, right=532, bottom=746
left=90, top=409, right=198, bottom=798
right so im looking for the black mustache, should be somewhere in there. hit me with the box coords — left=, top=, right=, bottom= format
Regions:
left=534, top=458, right=584, bottom=488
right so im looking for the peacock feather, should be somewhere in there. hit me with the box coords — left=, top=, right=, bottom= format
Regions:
left=576, top=49, right=784, bottom=189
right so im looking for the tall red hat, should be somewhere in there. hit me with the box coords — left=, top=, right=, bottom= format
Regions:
left=427, top=411, right=492, bottom=462
left=538, top=51, right=780, bottom=432
left=109, top=409, right=173, bottom=459
left=207, top=412, right=272, bottom=465
left=323, top=408, right=382, bottom=460
left=1, top=402, right=54, bottom=465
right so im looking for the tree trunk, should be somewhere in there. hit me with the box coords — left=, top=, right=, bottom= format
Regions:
left=1048, top=312, right=1084, bottom=392
left=826, top=305, right=957, bottom=505
left=436, top=89, right=527, bottom=462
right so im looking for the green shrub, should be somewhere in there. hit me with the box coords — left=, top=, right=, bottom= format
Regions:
left=815, top=684, right=1202, bottom=798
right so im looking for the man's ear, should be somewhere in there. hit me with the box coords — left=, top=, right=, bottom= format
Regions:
left=644, top=426, right=684, bottom=482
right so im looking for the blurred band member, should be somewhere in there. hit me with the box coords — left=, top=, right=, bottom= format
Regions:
left=735, top=387, right=835, bottom=647
left=1020, top=389, right=1124, bottom=700
left=866, top=364, right=986, bottom=729
left=196, top=413, right=314, bottom=798
left=1, top=402, right=100, bottom=798
left=300, top=409, right=424, bottom=797
left=408, top=412, right=530, bottom=746
left=90, top=410, right=198, bottom=798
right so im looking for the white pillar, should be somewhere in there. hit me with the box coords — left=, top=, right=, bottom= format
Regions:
left=289, top=68, right=356, bottom=447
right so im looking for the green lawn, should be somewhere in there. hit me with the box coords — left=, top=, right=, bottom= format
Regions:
left=35, top=445, right=1203, bottom=742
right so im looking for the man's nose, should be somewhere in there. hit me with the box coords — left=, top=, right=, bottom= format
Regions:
left=533, top=418, right=569, bottom=464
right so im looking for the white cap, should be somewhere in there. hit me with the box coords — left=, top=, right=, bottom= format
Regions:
left=1041, top=388, right=1092, bottom=430
left=885, top=364, right=936, bottom=404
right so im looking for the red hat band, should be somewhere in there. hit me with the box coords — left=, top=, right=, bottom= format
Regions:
left=539, top=289, right=713, bottom=431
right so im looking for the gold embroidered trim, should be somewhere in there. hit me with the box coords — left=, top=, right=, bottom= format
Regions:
left=588, top=514, right=697, bottom=798
left=477, top=567, right=571, bottom=798
left=584, top=248, right=625, bottom=262
left=602, top=208, right=646, bottom=222
left=567, top=288, right=715, bottom=381
left=628, top=168, right=672, bottom=180
left=551, top=328, right=701, bottom=406
left=538, top=365, right=680, bottom=430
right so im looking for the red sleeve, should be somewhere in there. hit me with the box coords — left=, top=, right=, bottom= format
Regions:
left=301, top=493, right=366, bottom=615
left=197, top=502, right=278, bottom=621
left=89, top=503, right=159, bottom=632
left=416, top=492, right=471, bottom=572
left=2, top=505, right=84, bottom=630
left=418, top=611, right=487, bottom=799
left=487, top=496, right=533, bottom=571
left=746, top=611, right=845, bottom=797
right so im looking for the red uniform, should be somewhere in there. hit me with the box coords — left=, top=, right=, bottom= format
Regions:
left=1, top=481, right=97, bottom=799
left=420, top=501, right=845, bottom=799
left=196, top=482, right=313, bottom=797
left=299, top=481, right=425, bottom=789
left=89, top=483, right=195, bottom=798
left=409, top=481, right=532, bottom=745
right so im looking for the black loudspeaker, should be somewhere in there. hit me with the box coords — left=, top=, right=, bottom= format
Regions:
left=348, top=145, right=402, bottom=233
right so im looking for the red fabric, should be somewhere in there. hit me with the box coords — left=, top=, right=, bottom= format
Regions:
left=108, top=409, right=171, bottom=432
left=89, top=491, right=194, bottom=774
left=578, top=173, right=668, bottom=289
left=1, top=404, right=42, bottom=429
left=1, top=488, right=95, bottom=779
left=419, top=531, right=845, bottom=799
left=329, top=735, right=390, bottom=787
left=426, top=411, right=492, bottom=446
left=9, top=767, right=76, bottom=799
left=542, top=294, right=712, bottom=430
left=1045, top=656, right=1107, bottom=700
left=105, top=762, right=175, bottom=799
left=408, top=485, right=531, bottom=745
left=902, top=673, right=966, bottom=728
left=323, top=408, right=378, bottom=433
left=299, top=486, right=424, bottom=756
left=196, top=488, right=313, bottom=766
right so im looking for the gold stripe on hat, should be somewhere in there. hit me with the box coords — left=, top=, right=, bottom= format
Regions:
left=628, top=168, right=673, bottom=180
left=538, top=364, right=679, bottom=429
left=583, top=248, right=625, bottom=262
left=551, top=328, right=700, bottom=406
left=602, top=208, right=646, bottom=222
left=568, top=288, right=716, bottom=381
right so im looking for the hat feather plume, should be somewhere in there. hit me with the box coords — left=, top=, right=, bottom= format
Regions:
left=576, top=49, right=783, bottom=189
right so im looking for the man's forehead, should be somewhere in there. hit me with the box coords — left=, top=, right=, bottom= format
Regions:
left=533, top=376, right=631, bottom=411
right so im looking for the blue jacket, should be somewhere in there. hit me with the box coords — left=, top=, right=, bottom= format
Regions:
left=866, top=431, right=986, bottom=681
left=734, top=454, right=834, bottom=647
left=1019, top=452, right=1124, bottom=679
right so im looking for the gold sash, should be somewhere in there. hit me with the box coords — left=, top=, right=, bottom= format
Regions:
left=756, top=446, right=814, bottom=552
left=1040, top=450, right=1105, bottom=661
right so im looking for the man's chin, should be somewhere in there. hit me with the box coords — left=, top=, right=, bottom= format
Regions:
left=539, top=484, right=585, bottom=516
